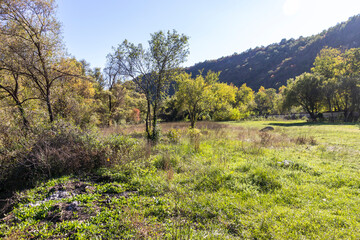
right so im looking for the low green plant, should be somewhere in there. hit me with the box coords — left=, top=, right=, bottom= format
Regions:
left=247, top=167, right=282, bottom=192
left=0, top=120, right=141, bottom=197
left=187, top=128, right=202, bottom=152
left=153, top=152, right=179, bottom=171
left=166, top=129, right=182, bottom=143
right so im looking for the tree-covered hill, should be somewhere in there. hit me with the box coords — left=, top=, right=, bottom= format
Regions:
left=187, top=14, right=360, bottom=90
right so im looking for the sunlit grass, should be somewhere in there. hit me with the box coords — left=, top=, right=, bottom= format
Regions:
left=1, top=120, right=360, bottom=239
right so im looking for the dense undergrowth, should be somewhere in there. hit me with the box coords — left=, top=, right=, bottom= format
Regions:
left=1, top=120, right=360, bottom=239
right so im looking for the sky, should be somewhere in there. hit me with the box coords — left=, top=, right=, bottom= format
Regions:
left=56, top=0, right=360, bottom=69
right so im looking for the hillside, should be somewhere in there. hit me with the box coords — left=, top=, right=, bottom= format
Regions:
left=187, top=14, right=360, bottom=90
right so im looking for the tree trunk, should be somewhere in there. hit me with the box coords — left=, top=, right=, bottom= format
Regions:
left=189, top=111, right=196, bottom=129
left=190, top=119, right=195, bottom=128
left=309, top=111, right=317, bottom=121
left=344, top=109, right=353, bottom=122
left=108, top=94, right=112, bottom=115
left=17, top=104, right=29, bottom=129
left=145, top=99, right=151, bottom=139
left=152, top=100, right=158, bottom=141
left=46, top=95, right=54, bottom=122
left=108, top=94, right=112, bottom=126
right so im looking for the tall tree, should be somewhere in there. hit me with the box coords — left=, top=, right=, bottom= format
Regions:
left=254, top=86, right=276, bottom=116
left=175, top=71, right=219, bottom=128
left=311, top=47, right=360, bottom=121
left=109, top=30, right=189, bottom=140
left=284, top=73, right=324, bottom=121
left=0, top=0, right=72, bottom=123
left=312, top=47, right=343, bottom=114
left=0, top=70, right=31, bottom=128
left=236, top=83, right=255, bottom=119
left=103, top=52, right=122, bottom=123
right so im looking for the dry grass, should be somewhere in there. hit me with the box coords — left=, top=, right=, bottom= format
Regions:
left=101, top=121, right=230, bottom=136
left=101, top=121, right=318, bottom=154
left=293, top=135, right=317, bottom=145
left=100, top=121, right=234, bottom=148
left=101, top=121, right=319, bottom=150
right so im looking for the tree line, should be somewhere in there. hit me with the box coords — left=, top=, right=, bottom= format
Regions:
left=1, top=0, right=359, bottom=143
left=188, top=15, right=360, bottom=91
left=284, top=47, right=360, bottom=122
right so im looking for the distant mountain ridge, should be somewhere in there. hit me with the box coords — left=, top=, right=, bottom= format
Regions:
left=186, top=14, right=360, bottom=90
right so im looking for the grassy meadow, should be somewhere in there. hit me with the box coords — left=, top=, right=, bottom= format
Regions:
left=1, top=120, right=360, bottom=239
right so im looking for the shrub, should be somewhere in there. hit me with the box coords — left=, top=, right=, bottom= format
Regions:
left=187, top=128, right=202, bottom=152
left=130, top=108, right=141, bottom=123
left=103, top=134, right=139, bottom=163
left=258, top=132, right=272, bottom=146
left=166, top=129, right=182, bottom=143
left=294, top=136, right=317, bottom=145
left=153, top=152, right=178, bottom=171
left=0, top=120, right=139, bottom=194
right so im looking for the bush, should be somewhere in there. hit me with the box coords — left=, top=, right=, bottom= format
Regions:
left=153, top=152, right=178, bottom=171
left=213, top=106, right=241, bottom=121
left=187, top=128, right=202, bottom=152
left=166, top=129, right=182, bottom=143
left=294, top=136, right=317, bottom=145
left=0, top=120, right=139, bottom=194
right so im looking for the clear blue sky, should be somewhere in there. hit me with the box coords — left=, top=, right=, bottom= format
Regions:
left=56, top=0, right=360, bottom=69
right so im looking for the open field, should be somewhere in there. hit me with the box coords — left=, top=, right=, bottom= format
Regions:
left=1, top=120, right=360, bottom=239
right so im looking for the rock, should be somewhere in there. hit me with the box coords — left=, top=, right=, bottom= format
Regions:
left=65, top=201, right=80, bottom=211
left=46, top=191, right=71, bottom=201
left=259, top=126, right=274, bottom=132
left=25, top=190, right=74, bottom=209
left=283, top=160, right=292, bottom=166
left=277, top=160, right=293, bottom=166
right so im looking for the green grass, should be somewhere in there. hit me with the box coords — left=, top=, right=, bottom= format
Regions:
left=1, top=120, right=360, bottom=239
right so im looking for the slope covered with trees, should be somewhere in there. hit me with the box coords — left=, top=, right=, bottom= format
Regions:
left=187, top=15, right=360, bottom=90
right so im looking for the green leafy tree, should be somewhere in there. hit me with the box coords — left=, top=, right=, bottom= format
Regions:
left=254, top=86, right=276, bottom=116
left=312, top=47, right=344, bottom=114
left=108, top=30, right=189, bottom=140
left=340, top=49, right=360, bottom=121
left=337, top=76, right=360, bottom=121
left=175, top=71, right=219, bottom=128
left=236, top=83, right=255, bottom=119
left=311, top=47, right=360, bottom=121
left=0, top=0, right=76, bottom=123
left=212, top=83, right=239, bottom=121
left=273, top=85, right=287, bottom=115
left=0, top=67, right=32, bottom=128
left=284, top=73, right=324, bottom=121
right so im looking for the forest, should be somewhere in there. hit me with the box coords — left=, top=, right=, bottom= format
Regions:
left=1, top=0, right=360, bottom=239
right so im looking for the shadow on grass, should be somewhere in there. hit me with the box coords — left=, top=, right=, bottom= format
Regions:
left=268, top=121, right=359, bottom=127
